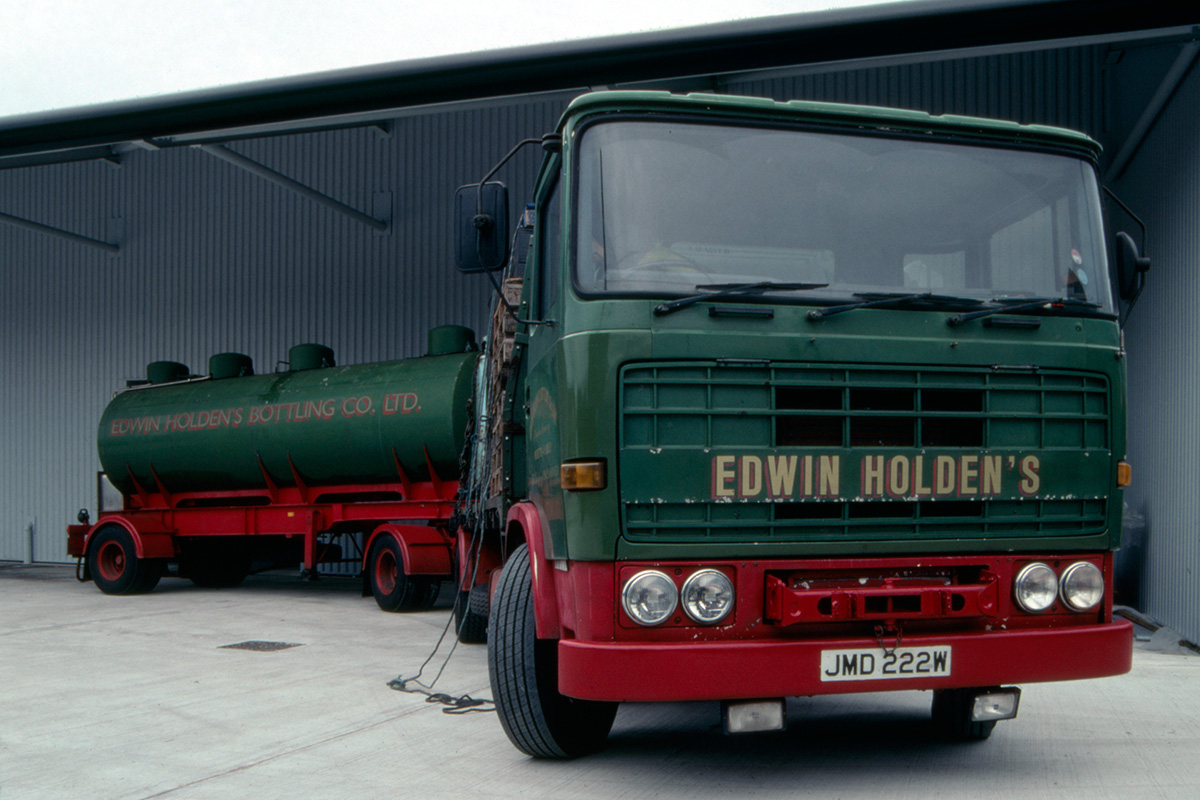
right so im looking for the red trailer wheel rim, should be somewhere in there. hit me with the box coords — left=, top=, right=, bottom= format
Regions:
left=96, top=540, right=127, bottom=582
left=375, top=548, right=398, bottom=595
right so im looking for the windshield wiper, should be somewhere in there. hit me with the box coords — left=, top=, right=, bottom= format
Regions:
left=653, top=281, right=828, bottom=316
left=947, top=296, right=1102, bottom=327
left=807, top=292, right=984, bottom=320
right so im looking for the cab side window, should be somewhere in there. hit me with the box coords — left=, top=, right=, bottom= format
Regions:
left=540, top=179, right=561, bottom=316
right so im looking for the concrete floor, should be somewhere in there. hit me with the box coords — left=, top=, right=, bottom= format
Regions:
left=1, top=563, right=1198, bottom=800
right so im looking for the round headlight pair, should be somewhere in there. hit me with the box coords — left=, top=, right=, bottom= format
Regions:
left=1013, top=561, right=1103, bottom=613
left=622, top=569, right=733, bottom=626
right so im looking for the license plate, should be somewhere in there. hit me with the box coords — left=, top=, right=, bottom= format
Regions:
left=819, top=645, right=951, bottom=682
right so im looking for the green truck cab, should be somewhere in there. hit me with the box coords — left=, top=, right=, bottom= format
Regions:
left=464, top=91, right=1138, bottom=757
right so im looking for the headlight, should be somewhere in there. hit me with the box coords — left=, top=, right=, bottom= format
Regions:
left=971, top=688, right=1021, bottom=722
left=1013, top=562, right=1058, bottom=613
left=621, top=570, right=677, bottom=626
left=1060, top=561, right=1104, bottom=612
left=681, top=569, right=734, bottom=624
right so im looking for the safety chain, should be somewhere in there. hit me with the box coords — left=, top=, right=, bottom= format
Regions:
left=874, top=623, right=904, bottom=657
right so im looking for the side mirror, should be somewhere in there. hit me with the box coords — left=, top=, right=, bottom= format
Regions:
left=1115, top=231, right=1151, bottom=301
left=454, top=182, right=509, bottom=273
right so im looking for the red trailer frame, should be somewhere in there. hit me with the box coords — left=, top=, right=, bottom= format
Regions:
left=68, top=455, right=460, bottom=609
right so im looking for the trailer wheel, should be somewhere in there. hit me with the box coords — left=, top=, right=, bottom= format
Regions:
left=932, top=688, right=997, bottom=741
left=87, top=526, right=159, bottom=595
left=368, top=535, right=424, bottom=612
left=488, top=544, right=617, bottom=758
left=454, top=587, right=487, bottom=644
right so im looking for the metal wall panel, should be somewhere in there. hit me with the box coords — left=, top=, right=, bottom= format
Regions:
left=722, top=45, right=1104, bottom=132
left=1111, top=61, right=1200, bottom=644
left=0, top=93, right=572, bottom=563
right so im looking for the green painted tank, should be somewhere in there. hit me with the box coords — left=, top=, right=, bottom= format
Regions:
left=99, top=328, right=478, bottom=497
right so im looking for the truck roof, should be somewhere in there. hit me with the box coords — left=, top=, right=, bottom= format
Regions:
left=562, top=90, right=1102, bottom=162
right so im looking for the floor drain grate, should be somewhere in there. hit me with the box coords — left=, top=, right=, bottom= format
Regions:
left=219, top=641, right=303, bottom=652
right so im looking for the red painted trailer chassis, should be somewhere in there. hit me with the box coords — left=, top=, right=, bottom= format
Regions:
left=67, top=457, right=461, bottom=610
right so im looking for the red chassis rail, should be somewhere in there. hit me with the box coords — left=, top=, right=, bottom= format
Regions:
left=68, top=472, right=458, bottom=574
left=544, top=553, right=1133, bottom=703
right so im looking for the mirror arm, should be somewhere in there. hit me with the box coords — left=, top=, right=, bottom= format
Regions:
left=1105, top=188, right=1151, bottom=328
left=468, top=134, right=559, bottom=327
left=1103, top=186, right=1149, bottom=255
left=480, top=263, right=553, bottom=327
left=1120, top=278, right=1146, bottom=328
left=475, top=137, right=545, bottom=220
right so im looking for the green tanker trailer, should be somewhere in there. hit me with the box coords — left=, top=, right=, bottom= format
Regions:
left=69, top=325, right=481, bottom=614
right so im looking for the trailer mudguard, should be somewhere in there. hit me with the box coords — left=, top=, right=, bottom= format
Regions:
left=85, top=518, right=176, bottom=560
left=67, top=524, right=89, bottom=557
left=364, top=524, right=452, bottom=576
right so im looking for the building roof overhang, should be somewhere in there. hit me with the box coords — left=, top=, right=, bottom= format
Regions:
left=0, top=0, right=1196, bottom=167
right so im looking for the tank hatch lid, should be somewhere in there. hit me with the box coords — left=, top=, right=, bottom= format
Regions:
left=146, top=361, right=190, bottom=384
left=209, top=352, right=254, bottom=379
left=289, top=343, right=335, bottom=371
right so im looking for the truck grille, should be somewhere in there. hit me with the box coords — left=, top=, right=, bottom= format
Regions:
left=619, top=362, right=1110, bottom=543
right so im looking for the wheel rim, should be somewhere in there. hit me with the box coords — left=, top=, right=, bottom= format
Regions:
left=375, top=548, right=397, bottom=594
left=96, top=540, right=127, bottom=582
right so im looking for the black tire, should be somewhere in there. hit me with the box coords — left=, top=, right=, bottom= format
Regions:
left=87, top=526, right=159, bottom=596
left=368, top=535, right=426, bottom=612
left=138, top=560, right=164, bottom=592
left=455, top=586, right=488, bottom=644
left=418, top=578, right=442, bottom=610
left=488, top=544, right=617, bottom=758
left=932, top=687, right=997, bottom=741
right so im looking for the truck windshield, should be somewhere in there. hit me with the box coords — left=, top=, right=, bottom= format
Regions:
left=574, top=119, right=1114, bottom=314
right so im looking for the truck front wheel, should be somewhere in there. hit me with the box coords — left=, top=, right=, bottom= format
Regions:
left=368, top=535, right=433, bottom=612
left=488, top=544, right=617, bottom=758
left=87, top=526, right=162, bottom=595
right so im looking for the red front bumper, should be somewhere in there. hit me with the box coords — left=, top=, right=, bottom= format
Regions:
left=558, top=620, right=1133, bottom=702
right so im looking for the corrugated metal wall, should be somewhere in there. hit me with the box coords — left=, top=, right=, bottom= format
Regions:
left=0, top=94, right=572, bottom=563
left=1112, top=60, right=1200, bottom=644
left=723, top=46, right=1104, bottom=132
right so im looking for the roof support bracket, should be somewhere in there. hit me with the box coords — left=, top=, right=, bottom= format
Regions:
left=1106, top=41, right=1200, bottom=182
left=0, top=210, right=119, bottom=253
left=197, top=143, right=389, bottom=232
